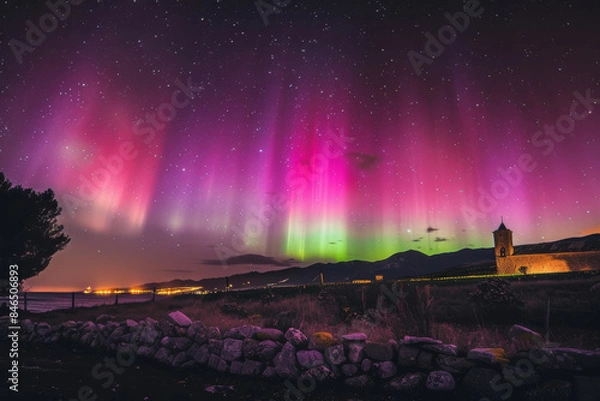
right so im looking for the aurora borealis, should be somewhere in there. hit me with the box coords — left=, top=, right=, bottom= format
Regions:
left=1, top=1, right=599, bottom=290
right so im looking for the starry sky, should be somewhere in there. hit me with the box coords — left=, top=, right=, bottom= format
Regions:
left=1, top=0, right=599, bottom=291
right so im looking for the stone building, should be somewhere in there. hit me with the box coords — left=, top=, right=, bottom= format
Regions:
left=493, top=222, right=600, bottom=275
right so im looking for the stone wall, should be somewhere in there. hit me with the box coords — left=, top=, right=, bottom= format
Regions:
left=2, top=311, right=599, bottom=400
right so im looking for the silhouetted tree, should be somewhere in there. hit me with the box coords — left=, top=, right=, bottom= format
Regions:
left=0, top=172, right=70, bottom=292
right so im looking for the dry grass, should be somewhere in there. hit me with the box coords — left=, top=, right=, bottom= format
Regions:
left=26, top=276, right=600, bottom=352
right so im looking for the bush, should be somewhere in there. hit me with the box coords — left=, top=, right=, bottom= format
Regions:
left=469, top=279, right=524, bottom=322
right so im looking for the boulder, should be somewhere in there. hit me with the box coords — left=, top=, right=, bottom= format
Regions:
left=208, top=338, right=223, bottom=354
left=241, top=359, right=264, bottom=376
left=255, top=328, right=284, bottom=342
left=509, top=324, right=544, bottom=345
left=207, top=354, right=228, bottom=372
left=426, top=371, right=455, bottom=391
left=462, top=367, right=504, bottom=401
left=423, top=343, right=458, bottom=356
left=262, top=366, right=277, bottom=379
left=160, top=336, right=191, bottom=352
left=140, top=325, right=160, bottom=345
left=168, top=311, right=193, bottom=327
left=364, top=341, right=394, bottom=361
left=206, top=326, right=221, bottom=340
left=193, top=344, right=211, bottom=365
left=344, top=375, right=373, bottom=388
left=301, top=365, right=336, bottom=382
left=95, top=314, right=116, bottom=324
left=284, top=328, right=308, bottom=349
left=342, top=363, right=359, bottom=377
left=436, top=354, right=476, bottom=374
left=257, top=340, right=281, bottom=361
left=397, top=345, right=420, bottom=367
left=242, top=338, right=261, bottom=359
left=416, top=350, right=435, bottom=370
left=274, top=342, right=299, bottom=379
left=224, top=325, right=261, bottom=339
left=136, top=345, right=156, bottom=359
left=186, top=321, right=207, bottom=343
left=297, top=350, right=324, bottom=369
left=372, top=361, right=397, bottom=379
left=342, top=332, right=368, bottom=342
left=348, top=342, right=366, bottom=364
left=309, top=332, right=335, bottom=352
left=172, top=351, right=189, bottom=367
left=402, top=335, right=442, bottom=345
left=229, top=360, right=243, bottom=375
left=386, top=372, right=426, bottom=393
left=325, top=344, right=346, bottom=365
left=360, top=358, right=372, bottom=373
left=468, top=348, right=509, bottom=364
left=221, top=338, right=243, bottom=361
left=154, top=347, right=173, bottom=365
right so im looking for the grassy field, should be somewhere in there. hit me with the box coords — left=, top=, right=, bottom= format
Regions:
left=24, top=275, right=600, bottom=354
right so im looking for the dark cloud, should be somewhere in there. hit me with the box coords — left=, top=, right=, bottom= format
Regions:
left=203, top=254, right=291, bottom=266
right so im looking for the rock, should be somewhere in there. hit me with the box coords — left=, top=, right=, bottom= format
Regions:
left=509, top=324, right=544, bottom=345
left=206, top=326, right=221, bottom=339
left=524, top=379, right=571, bottom=401
left=301, top=365, right=336, bottom=382
left=230, top=360, right=243, bottom=375
left=422, top=343, right=458, bottom=356
left=426, top=371, right=455, bottom=391
left=342, top=364, right=359, bottom=377
left=22, top=319, right=35, bottom=334
left=168, top=311, right=193, bottom=327
left=372, top=361, right=397, bottom=379
left=145, top=317, right=158, bottom=326
left=241, top=359, right=264, bottom=376
left=221, top=338, right=243, bottom=361
left=204, top=385, right=235, bottom=395
left=160, top=336, right=191, bottom=352
left=95, top=314, right=116, bottom=324
left=386, top=372, right=426, bottom=392
left=158, top=321, right=176, bottom=337
left=468, top=348, right=509, bottom=364
left=309, top=332, right=335, bottom=352
left=262, top=366, right=277, bottom=379
left=172, top=351, right=189, bottom=367
left=360, top=358, right=372, bottom=373
left=257, top=340, right=281, bottom=361
left=342, top=332, right=368, bottom=342
left=154, top=347, right=173, bottom=365
left=242, top=338, right=261, bottom=359
left=416, top=350, right=434, bottom=370
left=274, top=342, right=299, bottom=379
left=284, top=328, right=308, bottom=349
left=543, top=348, right=600, bottom=370
left=364, top=341, right=394, bottom=361
left=186, top=342, right=200, bottom=357
left=125, top=319, right=138, bottom=329
left=207, top=354, right=228, bottom=372
left=402, top=335, right=442, bottom=345
left=397, top=345, right=420, bottom=367
left=186, top=321, right=208, bottom=343
left=325, top=344, right=346, bottom=365
left=348, top=342, right=366, bottom=364
left=255, top=328, right=284, bottom=342
left=140, top=325, right=160, bottom=345
left=436, top=354, right=476, bottom=374
left=297, top=350, right=325, bottom=369
left=36, top=323, right=52, bottom=336
left=462, top=367, right=504, bottom=401
left=224, top=325, right=261, bottom=339
left=208, top=339, right=223, bottom=354
left=136, top=345, right=156, bottom=359
left=344, top=375, right=373, bottom=388
left=193, top=344, right=211, bottom=365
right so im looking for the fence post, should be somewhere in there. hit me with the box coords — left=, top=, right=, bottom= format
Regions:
left=152, top=287, right=156, bottom=302
left=72, top=292, right=75, bottom=309
left=115, top=293, right=119, bottom=305
left=23, top=292, right=27, bottom=312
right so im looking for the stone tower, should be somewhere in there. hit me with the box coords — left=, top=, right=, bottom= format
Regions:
left=493, top=220, right=514, bottom=274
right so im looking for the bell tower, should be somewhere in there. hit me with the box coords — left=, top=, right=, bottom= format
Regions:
left=493, top=219, right=514, bottom=258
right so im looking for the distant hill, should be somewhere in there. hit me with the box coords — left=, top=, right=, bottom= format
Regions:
left=138, top=233, right=600, bottom=290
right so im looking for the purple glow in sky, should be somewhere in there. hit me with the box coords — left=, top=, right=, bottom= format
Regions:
left=0, top=0, right=599, bottom=290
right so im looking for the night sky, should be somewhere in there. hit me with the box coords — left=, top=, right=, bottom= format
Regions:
left=1, top=0, right=599, bottom=291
